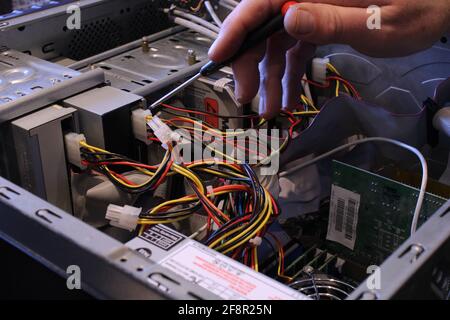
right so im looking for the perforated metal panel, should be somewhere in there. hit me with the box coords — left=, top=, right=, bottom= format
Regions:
left=64, top=1, right=171, bottom=60
left=67, top=17, right=122, bottom=61
left=128, top=1, right=172, bottom=40
left=1, top=0, right=171, bottom=61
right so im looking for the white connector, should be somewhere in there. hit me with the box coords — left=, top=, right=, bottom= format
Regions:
left=105, top=204, right=142, bottom=231
left=311, top=57, right=330, bottom=84
left=64, top=133, right=86, bottom=169
left=132, top=108, right=152, bottom=144
left=249, top=236, right=262, bottom=247
left=147, top=115, right=181, bottom=149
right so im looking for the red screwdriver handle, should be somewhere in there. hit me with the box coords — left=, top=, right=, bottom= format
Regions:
left=200, top=1, right=299, bottom=77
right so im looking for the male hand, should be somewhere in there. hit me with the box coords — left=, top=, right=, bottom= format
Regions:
left=209, top=0, right=450, bottom=118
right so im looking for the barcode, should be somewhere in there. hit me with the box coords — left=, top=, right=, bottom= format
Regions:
left=327, top=185, right=360, bottom=250
left=345, top=199, right=357, bottom=240
left=335, top=198, right=345, bottom=233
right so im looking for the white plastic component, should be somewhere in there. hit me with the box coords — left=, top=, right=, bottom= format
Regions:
left=105, top=204, right=142, bottom=231
left=147, top=115, right=181, bottom=149
left=311, top=57, right=330, bottom=84
left=132, top=108, right=152, bottom=144
left=64, top=133, right=86, bottom=169
left=206, top=185, right=215, bottom=201
left=433, top=107, right=450, bottom=138
left=249, top=236, right=263, bottom=247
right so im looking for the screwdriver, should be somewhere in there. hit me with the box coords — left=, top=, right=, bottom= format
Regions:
left=149, top=1, right=299, bottom=110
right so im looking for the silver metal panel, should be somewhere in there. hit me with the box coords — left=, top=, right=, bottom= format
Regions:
left=63, top=86, right=143, bottom=153
left=0, top=0, right=171, bottom=61
left=0, top=49, right=80, bottom=105
left=85, top=30, right=210, bottom=92
left=0, top=68, right=105, bottom=123
left=0, top=176, right=219, bottom=300
left=68, top=26, right=184, bottom=71
left=11, top=105, right=76, bottom=212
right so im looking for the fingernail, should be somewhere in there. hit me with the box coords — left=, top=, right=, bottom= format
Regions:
left=208, top=42, right=216, bottom=57
left=234, top=87, right=243, bottom=103
left=258, top=98, right=266, bottom=116
left=287, top=8, right=315, bottom=35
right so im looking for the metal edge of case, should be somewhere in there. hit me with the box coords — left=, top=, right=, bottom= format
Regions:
left=349, top=199, right=450, bottom=300
left=0, top=176, right=219, bottom=300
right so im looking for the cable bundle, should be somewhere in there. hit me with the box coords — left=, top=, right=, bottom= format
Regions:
left=78, top=63, right=364, bottom=271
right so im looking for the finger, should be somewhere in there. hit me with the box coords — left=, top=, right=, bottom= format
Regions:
left=209, top=0, right=282, bottom=62
left=282, top=42, right=316, bottom=110
left=231, top=42, right=266, bottom=103
left=300, top=0, right=390, bottom=7
left=209, top=0, right=389, bottom=62
left=259, top=32, right=296, bottom=119
left=284, top=3, right=388, bottom=55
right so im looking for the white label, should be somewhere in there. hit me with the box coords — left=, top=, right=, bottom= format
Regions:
left=159, top=242, right=309, bottom=300
left=327, top=185, right=361, bottom=250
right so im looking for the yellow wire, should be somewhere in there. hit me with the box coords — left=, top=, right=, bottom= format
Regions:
left=253, top=246, right=259, bottom=272
left=220, top=194, right=272, bottom=255
left=80, top=140, right=170, bottom=189
left=145, top=189, right=248, bottom=216
left=327, top=63, right=351, bottom=95
left=301, top=95, right=318, bottom=111
left=209, top=189, right=272, bottom=253
left=292, top=111, right=320, bottom=116
left=82, top=127, right=277, bottom=256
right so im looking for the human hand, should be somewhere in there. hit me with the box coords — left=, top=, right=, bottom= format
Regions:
left=208, top=0, right=450, bottom=119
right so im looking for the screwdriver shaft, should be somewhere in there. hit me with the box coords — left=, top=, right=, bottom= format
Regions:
left=149, top=73, right=202, bottom=110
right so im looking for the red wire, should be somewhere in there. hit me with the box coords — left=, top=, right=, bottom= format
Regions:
left=302, top=76, right=361, bottom=99
left=109, top=170, right=136, bottom=186
left=87, top=161, right=158, bottom=170
left=153, top=159, right=174, bottom=189
left=161, top=103, right=259, bottom=120
left=327, top=76, right=361, bottom=98
left=302, top=78, right=331, bottom=89
left=166, top=118, right=265, bottom=158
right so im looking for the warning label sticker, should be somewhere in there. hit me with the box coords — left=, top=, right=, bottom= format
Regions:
left=159, top=242, right=309, bottom=300
left=139, top=225, right=184, bottom=251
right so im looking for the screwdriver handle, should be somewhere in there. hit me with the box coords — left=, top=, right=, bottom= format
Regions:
left=200, top=1, right=298, bottom=77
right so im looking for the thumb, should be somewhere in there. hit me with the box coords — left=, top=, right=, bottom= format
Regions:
left=284, top=3, right=371, bottom=46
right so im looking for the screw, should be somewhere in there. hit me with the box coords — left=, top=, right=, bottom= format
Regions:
left=187, top=49, right=197, bottom=65
left=303, top=266, right=314, bottom=275
left=142, top=37, right=150, bottom=53
left=360, top=291, right=378, bottom=300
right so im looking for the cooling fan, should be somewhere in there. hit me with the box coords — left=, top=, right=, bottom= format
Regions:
left=289, top=272, right=356, bottom=300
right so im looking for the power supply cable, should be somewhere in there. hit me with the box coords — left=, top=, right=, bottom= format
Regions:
left=167, top=8, right=220, bottom=33
left=172, top=17, right=218, bottom=39
left=205, top=0, right=222, bottom=27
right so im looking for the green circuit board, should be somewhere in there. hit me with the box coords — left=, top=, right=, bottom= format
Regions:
left=326, top=161, right=447, bottom=266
